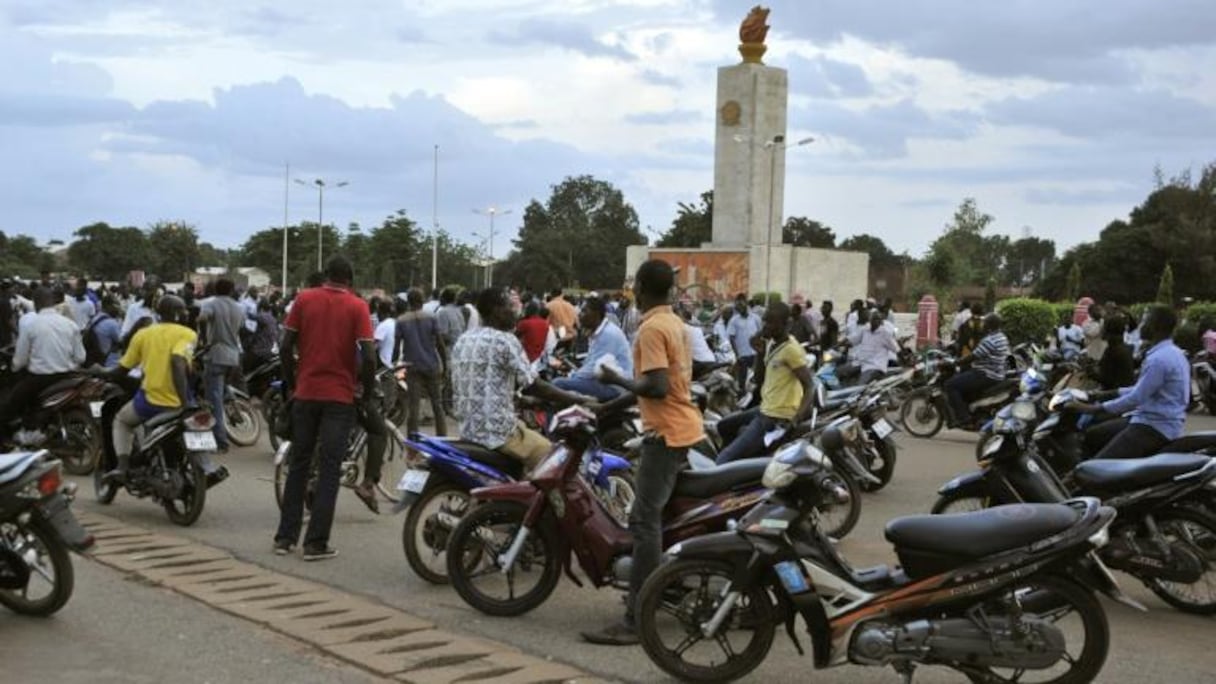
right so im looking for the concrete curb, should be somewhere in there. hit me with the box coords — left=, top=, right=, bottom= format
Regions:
left=77, top=512, right=614, bottom=684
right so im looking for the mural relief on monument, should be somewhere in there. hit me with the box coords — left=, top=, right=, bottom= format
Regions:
left=719, top=100, right=742, bottom=126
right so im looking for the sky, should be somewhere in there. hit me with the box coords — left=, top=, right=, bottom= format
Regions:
left=2, top=0, right=1214, bottom=261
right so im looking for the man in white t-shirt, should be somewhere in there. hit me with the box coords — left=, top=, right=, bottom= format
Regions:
left=373, top=300, right=396, bottom=368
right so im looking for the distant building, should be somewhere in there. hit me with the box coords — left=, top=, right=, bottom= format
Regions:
left=189, top=266, right=271, bottom=292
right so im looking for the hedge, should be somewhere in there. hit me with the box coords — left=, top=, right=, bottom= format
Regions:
left=996, top=298, right=1056, bottom=347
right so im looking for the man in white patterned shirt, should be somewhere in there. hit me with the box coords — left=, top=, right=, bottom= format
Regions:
left=450, top=288, right=589, bottom=468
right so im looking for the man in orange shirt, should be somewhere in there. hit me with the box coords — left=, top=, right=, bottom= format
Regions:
left=546, top=288, right=577, bottom=341
left=582, top=259, right=703, bottom=646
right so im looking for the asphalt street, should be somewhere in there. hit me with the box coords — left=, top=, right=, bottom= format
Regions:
left=11, top=413, right=1216, bottom=683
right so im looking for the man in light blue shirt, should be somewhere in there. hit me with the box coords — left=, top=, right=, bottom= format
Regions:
left=554, top=297, right=632, bottom=401
left=1078, top=305, right=1189, bottom=459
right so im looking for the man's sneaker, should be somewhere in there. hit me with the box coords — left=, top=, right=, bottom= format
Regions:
left=581, top=620, right=639, bottom=646
left=13, top=429, right=46, bottom=447
left=205, top=465, right=230, bottom=489
left=273, top=540, right=295, bottom=556
left=302, top=546, right=339, bottom=562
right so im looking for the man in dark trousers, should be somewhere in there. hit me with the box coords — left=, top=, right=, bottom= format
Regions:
left=274, top=256, right=375, bottom=561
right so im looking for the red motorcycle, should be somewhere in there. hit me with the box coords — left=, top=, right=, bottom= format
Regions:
left=444, top=406, right=777, bottom=617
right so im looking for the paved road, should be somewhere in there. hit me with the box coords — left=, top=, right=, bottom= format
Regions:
left=28, top=414, right=1216, bottom=682
left=0, top=557, right=388, bottom=684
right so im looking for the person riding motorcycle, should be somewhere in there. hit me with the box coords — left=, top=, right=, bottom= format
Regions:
left=945, top=313, right=1009, bottom=429
left=1074, top=304, right=1190, bottom=460
left=846, top=309, right=901, bottom=385
left=97, top=294, right=199, bottom=484
left=2, top=287, right=86, bottom=445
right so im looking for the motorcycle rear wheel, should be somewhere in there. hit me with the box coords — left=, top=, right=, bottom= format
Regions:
left=819, top=468, right=862, bottom=540
left=931, top=492, right=991, bottom=515
left=637, top=558, right=776, bottom=683
left=446, top=501, right=561, bottom=617
left=225, top=398, right=261, bottom=447
left=1145, top=506, right=1216, bottom=614
left=162, top=452, right=207, bottom=526
left=402, top=482, right=469, bottom=585
left=0, top=516, right=74, bottom=617
left=52, top=408, right=101, bottom=476
left=900, top=391, right=944, bottom=438
left=858, top=439, right=897, bottom=492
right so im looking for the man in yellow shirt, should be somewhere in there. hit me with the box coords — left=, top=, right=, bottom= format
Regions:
left=714, top=301, right=816, bottom=464
left=100, top=295, right=198, bottom=484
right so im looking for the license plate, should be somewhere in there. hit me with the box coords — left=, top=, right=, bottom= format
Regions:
left=90, top=401, right=103, bottom=419
left=184, top=431, right=217, bottom=452
left=872, top=419, right=894, bottom=439
left=396, top=469, right=430, bottom=493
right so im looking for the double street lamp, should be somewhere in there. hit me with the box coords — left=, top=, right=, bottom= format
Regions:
left=473, top=206, right=511, bottom=287
left=294, top=178, right=349, bottom=270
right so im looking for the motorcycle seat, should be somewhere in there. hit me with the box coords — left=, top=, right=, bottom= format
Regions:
left=444, top=440, right=525, bottom=479
left=886, top=503, right=1079, bottom=559
left=143, top=409, right=185, bottom=430
left=673, top=458, right=768, bottom=499
left=1073, top=453, right=1212, bottom=492
left=38, top=375, right=87, bottom=398
left=0, top=451, right=41, bottom=485
left=979, top=378, right=1018, bottom=398
left=1159, top=431, right=1216, bottom=454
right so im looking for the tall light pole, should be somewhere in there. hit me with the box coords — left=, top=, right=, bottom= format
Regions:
left=736, top=134, right=814, bottom=305
left=431, top=144, right=440, bottom=291
left=281, top=162, right=290, bottom=292
left=473, top=206, right=511, bottom=287
left=295, top=177, right=349, bottom=270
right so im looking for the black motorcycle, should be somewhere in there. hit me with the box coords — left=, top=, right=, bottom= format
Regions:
left=935, top=396, right=1216, bottom=614
left=0, top=449, right=95, bottom=616
left=899, top=359, right=1029, bottom=438
left=94, top=381, right=224, bottom=526
left=634, top=434, right=1127, bottom=683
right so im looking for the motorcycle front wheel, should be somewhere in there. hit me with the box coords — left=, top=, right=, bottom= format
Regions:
left=818, top=468, right=862, bottom=540
left=163, top=452, right=207, bottom=526
left=637, top=558, right=776, bottom=683
left=1145, top=506, right=1216, bottom=614
left=225, top=398, right=261, bottom=447
left=0, top=516, right=74, bottom=616
left=900, top=391, right=944, bottom=438
left=446, top=501, right=561, bottom=617
left=858, top=439, right=897, bottom=492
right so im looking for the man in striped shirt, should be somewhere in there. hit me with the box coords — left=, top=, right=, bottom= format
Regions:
left=945, top=313, right=1010, bottom=428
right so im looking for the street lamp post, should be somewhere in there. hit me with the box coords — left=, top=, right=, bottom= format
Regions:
left=295, top=177, right=349, bottom=270
left=735, top=135, right=814, bottom=306
left=473, top=206, right=511, bottom=287
left=431, top=144, right=440, bottom=291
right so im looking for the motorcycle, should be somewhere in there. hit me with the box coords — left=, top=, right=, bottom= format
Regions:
left=634, top=442, right=1126, bottom=683
left=934, top=394, right=1216, bottom=614
left=899, top=360, right=1031, bottom=438
left=189, top=349, right=261, bottom=448
left=0, top=449, right=94, bottom=616
left=1192, top=350, right=1216, bottom=415
left=94, top=382, right=223, bottom=526
left=0, top=350, right=107, bottom=476
left=394, top=429, right=633, bottom=584
left=444, top=407, right=777, bottom=617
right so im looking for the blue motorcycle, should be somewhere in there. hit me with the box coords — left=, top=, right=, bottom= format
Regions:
left=396, top=432, right=633, bottom=584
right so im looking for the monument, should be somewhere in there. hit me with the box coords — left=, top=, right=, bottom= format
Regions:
left=626, top=6, right=868, bottom=305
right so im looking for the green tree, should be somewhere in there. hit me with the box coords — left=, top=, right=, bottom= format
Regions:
left=839, top=233, right=900, bottom=268
left=657, top=190, right=713, bottom=247
left=146, top=221, right=201, bottom=280
left=498, top=175, right=643, bottom=290
left=1157, top=263, right=1175, bottom=305
left=1002, top=236, right=1056, bottom=286
left=238, top=222, right=343, bottom=288
left=67, top=222, right=150, bottom=280
left=925, top=198, right=1006, bottom=287
left=782, top=217, right=836, bottom=248
left=364, top=211, right=424, bottom=291
left=0, top=232, right=46, bottom=278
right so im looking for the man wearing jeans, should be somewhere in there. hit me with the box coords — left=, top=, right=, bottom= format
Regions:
left=714, top=302, right=816, bottom=464
left=554, top=296, right=633, bottom=401
left=582, top=259, right=704, bottom=646
left=274, top=256, right=375, bottom=562
left=198, top=278, right=245, bottom=453
left=396, top=289, right=448, bottom=437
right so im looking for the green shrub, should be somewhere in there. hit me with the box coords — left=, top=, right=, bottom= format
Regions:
left=996, top=298, right=1056, bottom=347
left=1050, top=302, right=1075, bottom=325
left=1184, top=301, right=1216, bottom=327
left=1177, top=301, right=1216, bottom=353
left=751, top=291, right=783, bottom=305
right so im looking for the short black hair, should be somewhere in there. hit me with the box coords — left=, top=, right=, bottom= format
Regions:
left=634, top=260, right=674, bottom=301
left=215, top=278, right=235, bottom=297
left=766, top=301, right=791, bottom=323
left=476, top=287, right=509, bottom=320
left=325, top=255, right=354, bottom=284
left=406, top=288, right=423, bottom=307
left=440, top=288, right=457, bottom=305
left=550, top=287, right=563, bottom=297
left=1144, top=304, right=1177, bottom=336
left=582, top=296, right=607, bottom=317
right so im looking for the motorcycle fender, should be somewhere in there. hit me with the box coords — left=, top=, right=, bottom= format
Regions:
left=469, top=482, right=539, bottom=504
left=667, top=531, right=757, bottom=564
left=1070, top=554, right=1147, bottom=612
left=36, top=494, right=95, bottom=551
left=937, top=469, right=990, bottom=499
left=789, top=590, right=832, bottom=669
left=882, top=435, right=899, bottom=452
left=390, top=473, right=452, bottom=515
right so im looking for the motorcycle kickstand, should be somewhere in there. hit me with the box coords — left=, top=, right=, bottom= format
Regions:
left=891, top=661, right=917, bottom=684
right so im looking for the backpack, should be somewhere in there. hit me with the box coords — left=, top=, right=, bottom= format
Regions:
left=82, top=314, right=108, bottom=367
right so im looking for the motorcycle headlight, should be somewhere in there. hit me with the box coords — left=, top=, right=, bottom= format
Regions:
left=762, top=459, right=796, bottom=490
left=1011, top=400, right=1037, bottom=422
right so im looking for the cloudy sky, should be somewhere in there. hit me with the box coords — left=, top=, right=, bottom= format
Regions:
left=3, top=0, right=1214, bottom=261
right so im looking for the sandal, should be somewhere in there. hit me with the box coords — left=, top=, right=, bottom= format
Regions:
left=353, top=482, right=380, bottom=514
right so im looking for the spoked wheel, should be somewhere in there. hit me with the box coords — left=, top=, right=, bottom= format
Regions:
left=402, top=483, right=469, bottom=584
left=900, top=391, right=944, bottom=438
left=0, top=517, right=75, bottom=616
left=1146, top=507, right=1216, bottom=614
left=596, top=472, right=636, bottom=528
left=445, top=501, right=561, bottom=617
left=961, top=575, right=1108, bottom=684
left=274, top=447, right=317, bottom=514
left=932, top=493, right=991, bottom=515
left=858, top=440, right=897, bottom=492
left=818, top=468, right=861, bottom=540
left=162, top=452, right=207, bottom=526
left=51, top=408, right=101, bottom=476
left=637, top=558, right=775, bottom=683
left=262, top=392, right=284, bottom=452
left=224, top=398, right=261, bottom=447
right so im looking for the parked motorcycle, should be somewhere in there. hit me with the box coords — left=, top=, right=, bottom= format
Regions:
left=444, top=407, right=776, bottom=617
left=0, top=449, right=94, bottom=616
left=934, top=395, right=1216, bottom=614
left=1191, top=350, right=1216, bottom=415
left=634, top=442, right=1126, bottom=683
left=191, top=347, right=261, bottom=448
left=395, top=430, right=633, bottom=584
left=94, top=382, right=222, bottom=526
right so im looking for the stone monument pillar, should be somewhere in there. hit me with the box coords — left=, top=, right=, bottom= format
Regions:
left=709, top=6, right=788, bottom=253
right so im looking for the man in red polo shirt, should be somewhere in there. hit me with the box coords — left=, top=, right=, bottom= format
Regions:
left=274, top=256, right=376, bottom=561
